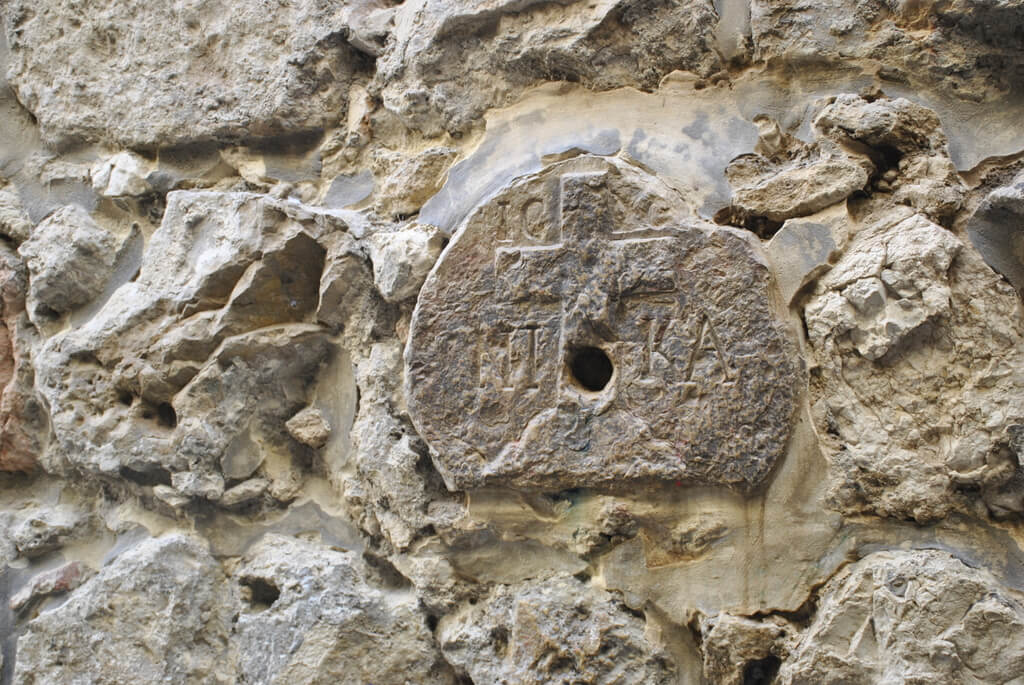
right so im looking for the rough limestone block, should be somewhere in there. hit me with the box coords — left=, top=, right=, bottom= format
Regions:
left=778, top=550, right=1024, bottom=683
left=18, top=205, right=118, bottom=317
left=967, top=172, right=1024, bottom=293
left=2, top=0, right=369, bottom=147
left=438, top=575, right=676, bottom=685
left=233, top=534, right=452, bottom=685
left=406, top=156, right=801, bottom=493
left=766, top=205, right=850, bottom=305
left=15, top=535, right=238, bottom=684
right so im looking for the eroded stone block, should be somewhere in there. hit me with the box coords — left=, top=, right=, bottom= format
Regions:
left=406, top=157, right=801, bottom=493
left=967, top=171, right=1024, bottom=294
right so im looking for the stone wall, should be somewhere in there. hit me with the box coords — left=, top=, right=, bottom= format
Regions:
left=1, top=1, right=1024, bottom=682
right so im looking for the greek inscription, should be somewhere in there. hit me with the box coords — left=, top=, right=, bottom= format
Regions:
left=495, top=196, right=558, bottom=245
left=480, top=325, right=542, bottom=391
left=684, top=313, right=733, bottom=382
left=406, top=156, right=799, bottom=493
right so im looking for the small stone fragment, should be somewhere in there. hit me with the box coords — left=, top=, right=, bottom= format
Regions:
left=13, top=506, right=83, bottom=558
left=171, top=470, right=226, bottom=501
left=766, top=205, right=850, bottom=305
left=0, top=181, right=32, bottom=243
left=369, top=223, right=445, bottom=302
left=91, top=151, right=155, bottom=197
left=153, top=485, right=192, bottom=509
left=10, top=561, right=94, bottom=614
left=219, top=478, right=269, bottom=508
left=725, top=154, right=868, bottom=223
left=285, top=406, right=332, bottom=448
left=701, top=614, right=791, bottom=685
left=718, top=115, right=871, bottom=229
left=375, top=147, right=458, bottom=218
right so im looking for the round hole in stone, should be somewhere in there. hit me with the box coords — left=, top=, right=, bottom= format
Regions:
left=568, top=346, right=613, bottom=392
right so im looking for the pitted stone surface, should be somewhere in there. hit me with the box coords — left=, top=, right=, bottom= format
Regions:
left=406, top=157, right=801, bottom=492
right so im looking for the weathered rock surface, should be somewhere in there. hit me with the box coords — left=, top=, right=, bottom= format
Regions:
left=968, top=170, right=1024, bottom=293
left=1, top=1, right=1024, bottom=683
left=407, top=155, right=801, bottom=492
left=233, top=534, right=454, bottom=684
left=19, top=205, right=118, bottom=318
left=0, top=241, right=43, bottom=472
left=91, top=151, right=157, bottom=198
left=376, top=0, right=722, bottom=136
left=2, top=0, right=372, bottom=147
left=750, top=0, right=1024, bottom=104
left=700, top=613, right=792, bottom=685
left=10, top=560, right=93, bottom=615
left=778, top=550, right=1024, bottom=683
left=719, top=115, right=871, bottom=230
left=369, top=223, right=446, bottom=302
left=32, top=192, right=352, bottom=504
left=0, top=181, right=32, bottom=243
left=814, top=94, right=967, bottom=226
left=11, top=504, right=83, bottom=558
left=805, top=202, right=1024, bottom=522
left=15, top=534, right=238, bottom=684
left=438, top=575, right=677, bottom=684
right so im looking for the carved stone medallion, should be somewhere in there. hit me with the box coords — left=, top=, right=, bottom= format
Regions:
left=406, top=156, right=801, bottom=493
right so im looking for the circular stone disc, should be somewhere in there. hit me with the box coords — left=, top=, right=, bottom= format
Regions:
left=406, top=156, right=802, bottom=493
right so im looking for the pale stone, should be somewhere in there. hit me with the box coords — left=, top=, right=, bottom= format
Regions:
left=90, top=151, right=155, bottom=198
left=967, top=171, right=1024, bottom=293
left=766, top=205, right=850, bottom=305
left=12, top=505, right=82, bottom=558
left=153, top=484, right=191, bottom=509
left=377, top=0, right=722, bottom=135
left=172, top=470, right=226, bottom=501
left=316, top=231, right=380, bottom=332
left=700, top=614, right=791, bottom=685
left=10, top=560, right=93, bottom=614
left=374, top=147, right=459, bottom=218
left=778, top=550, right=1024, bottom=683
left=219, top=478, right=269, bottom=508
left=814, top=94, right=966, bottom=225
left=750, top=0, right=1024, bottom=104
left=0, top=241, right=43, bottom=472
left=31, top=192, right=349, bottom=503
left=716, top=114, right=871, bottom=231
left=726, top=156, right=867, bottom=223
left=437, top=575, right=677, bottom=684
left=0, top=180, right=32, bottom=243
left=369, top=223, right=446, bottom=302
left=804, top=205, right=1024, bottom=522
left=285, top=406, right=331, bottom=448
left=407, top=156, right=801, bottom=492
left=15, top=534, right=238, bottom=684
left=233, top=534, right=454, bottom=684
left=18, top=205, right=118, bottom=317
left=806, top=212, right=961, bottom=360
left=2, top=0, right=371, bottom=147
